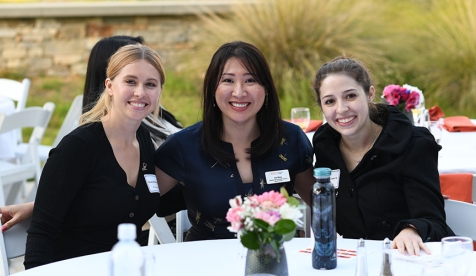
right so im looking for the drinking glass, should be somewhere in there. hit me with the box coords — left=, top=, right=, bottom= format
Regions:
left=426, top=121, right=443, bottom=145
left=441, top=236, right=473, bottom=276
left=291, top=107, right=310, bottom=131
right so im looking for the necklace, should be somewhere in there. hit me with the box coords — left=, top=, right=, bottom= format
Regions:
left=341, top=125, right=379, bottom=163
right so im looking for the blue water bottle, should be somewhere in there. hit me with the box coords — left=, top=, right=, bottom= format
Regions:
left=311, top=167, right=337, bottom=269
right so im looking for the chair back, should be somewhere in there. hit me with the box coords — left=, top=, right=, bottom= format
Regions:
left=0, top=78, right=30, bottom=113
left=0, top=217, right=31, bottom=275
left=147, top=215, right=175, bottom=245
left=444, top=199, right=476, bottom=250
left=176, top=210, right=192, bottom=242
left=0, top=78, right=31, bottom=144
left=52, top=94, right=83, bottom=147
left=0, top=102, right=55, bottom=206
left=440, top=174, right=473, bottom=203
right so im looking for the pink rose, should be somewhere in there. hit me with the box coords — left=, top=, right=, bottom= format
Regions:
left=405, top=92, right=420, bottom=112
left=226, top=206, right=244, bottom=231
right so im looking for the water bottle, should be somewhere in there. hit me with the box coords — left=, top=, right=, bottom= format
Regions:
left=311, top=167, right=337, bottom=269
left=355, top=238, right=368, bottom=276
left=110, top=223, right=144, bottom=276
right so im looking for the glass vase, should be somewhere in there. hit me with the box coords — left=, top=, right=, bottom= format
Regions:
left=244, top=243, right=288, bottom=276
left=402, top=109, right=414, bottom=125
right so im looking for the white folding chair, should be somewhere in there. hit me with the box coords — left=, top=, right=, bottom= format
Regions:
left=176, top=210, right=192, bottom=242
left=0, top=78, right=31, bottom=144
left=444, top=199, right=476, bottom=240
left=0, top=102, right=55, bottom=206
left=15, top=95, right=83, bottom=163
left=0, top=217, right=31, bottom=276
left=147, top=215, right=176, bottom=245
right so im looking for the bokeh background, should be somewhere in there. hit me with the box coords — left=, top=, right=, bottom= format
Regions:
left=1, top=0, right=475, bottom=144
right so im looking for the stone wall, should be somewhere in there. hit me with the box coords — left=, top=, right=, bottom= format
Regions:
left=0, top=1, right=236, bottom=77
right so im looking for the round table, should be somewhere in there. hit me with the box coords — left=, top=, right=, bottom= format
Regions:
left=14, top=238, right=476, bottom=276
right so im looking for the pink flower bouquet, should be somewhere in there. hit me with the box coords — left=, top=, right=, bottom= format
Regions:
left=226, top=187, right=303, bottom=259
left=382, top=84, right=421, bottom=112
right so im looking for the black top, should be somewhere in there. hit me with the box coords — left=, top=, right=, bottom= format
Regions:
left=155, top=121, right=313, bottom=241
left=25, top=122, right=160, bottom=269
left=313, top=105, right=454, bottom=241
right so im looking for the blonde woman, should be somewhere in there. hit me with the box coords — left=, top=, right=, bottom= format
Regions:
left=23, top=44, right=170, bottom=269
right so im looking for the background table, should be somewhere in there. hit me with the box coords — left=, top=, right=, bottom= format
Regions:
left=306, top=120, right=476, bottom=175
left=0, top=96, right=16, bottom=160
left=13, top=238, right=476, bottom=276
left=437, top=120, right=476, bottom=174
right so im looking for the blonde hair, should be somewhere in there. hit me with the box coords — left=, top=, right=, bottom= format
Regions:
left=80, top=44, right=166, bottom=125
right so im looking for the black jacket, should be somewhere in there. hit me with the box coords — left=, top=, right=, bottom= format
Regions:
left=312, top=105, right=454, bottom=241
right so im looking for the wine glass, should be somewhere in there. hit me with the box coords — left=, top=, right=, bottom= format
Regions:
left=441, top=236, right=473, bottom=276
left=426, top=121, right=443, bottom=145
left=291, top=107, right=310, bottom=131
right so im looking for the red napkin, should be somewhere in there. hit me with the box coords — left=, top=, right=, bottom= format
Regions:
left=442, top=116, right=476, bottom=132
left=440, top=174, right=473, bottom=203
left=429, top=106, right=445, bottom=121
left=305, top=120, right=323, bottom=133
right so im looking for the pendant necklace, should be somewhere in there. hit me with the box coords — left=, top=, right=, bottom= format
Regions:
left=341, top=125, right=379, bottom=163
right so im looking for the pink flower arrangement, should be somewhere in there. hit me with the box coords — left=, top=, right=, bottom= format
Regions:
left=382, top=84, right=421, bottom=112
left=226, top=188, right=302, bottom=258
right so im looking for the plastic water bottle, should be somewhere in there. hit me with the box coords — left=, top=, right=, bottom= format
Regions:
left=110, top=223, right=144, bottom=276
left=311, top=167, right=337, bottom=269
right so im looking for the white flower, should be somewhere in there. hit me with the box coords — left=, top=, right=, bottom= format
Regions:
left=279, top=203, right=303, bottom=227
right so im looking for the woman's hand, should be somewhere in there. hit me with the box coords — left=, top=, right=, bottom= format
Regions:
left=0, top=201, right=34, bottom=232
left=391, top=227, right=431, bottom=256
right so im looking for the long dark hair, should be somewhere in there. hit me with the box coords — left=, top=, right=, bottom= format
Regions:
left=200, top=41, right=283, bottom=165
left=83, top=36, right=144, bottom=112
left=313, top=56, right=387, bottom=125
left=82, top=36, right=182, bottom=141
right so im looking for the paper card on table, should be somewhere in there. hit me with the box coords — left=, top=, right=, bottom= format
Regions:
left=298, top=248, right=357, bottom=259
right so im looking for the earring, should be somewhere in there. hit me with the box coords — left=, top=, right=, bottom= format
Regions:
left=213, top=102, right=216, bottom=107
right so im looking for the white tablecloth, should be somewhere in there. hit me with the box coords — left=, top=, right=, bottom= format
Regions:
left=0, top=96, right=16, bottom=160
left=306, top=120, right=476, bottom=175
left=437, top=120, right=476, bottom=174
left=13, top=238, right=476, bottom=276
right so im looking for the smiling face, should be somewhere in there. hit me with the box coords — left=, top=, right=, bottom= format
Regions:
left=106, top=59, right=162, bottom=123
left=319, top=73, right=375, bottom=138
left=215, top=57, right=266, bottom=127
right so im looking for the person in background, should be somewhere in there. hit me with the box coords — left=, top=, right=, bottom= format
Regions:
left=83, top=35, right=183, bottom=145
left=24, top=44, right=172, bottom=269
left=311, top=56, right=454, bottom=256
left=154, top=41, right=315, bottom=241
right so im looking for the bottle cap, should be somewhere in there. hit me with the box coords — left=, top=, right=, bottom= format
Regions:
left=117, top=223, right=137, bottom=240
left=313, top=167, right=331, bottom=178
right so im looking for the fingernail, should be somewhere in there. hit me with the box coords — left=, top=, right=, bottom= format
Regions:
left=1, top=225, right=7, bottom=232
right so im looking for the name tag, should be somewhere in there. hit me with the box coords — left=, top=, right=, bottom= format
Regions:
left=265, top=169, right=290, bottom=184
left=330, top=169, right=340, bottom=189
left=144, top=174, right=160, bottom=193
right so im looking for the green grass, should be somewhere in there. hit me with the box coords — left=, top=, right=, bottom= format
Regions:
left=3, top=0, right=476, bottom=141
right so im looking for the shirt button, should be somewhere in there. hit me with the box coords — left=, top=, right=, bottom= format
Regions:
left=129, top=212, right=134, bottom=218
left=135, top=195, right=139, bottom=200
left=348, top=188, right=354, bottom=197
left=381, top=220, right=390, bottom=230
